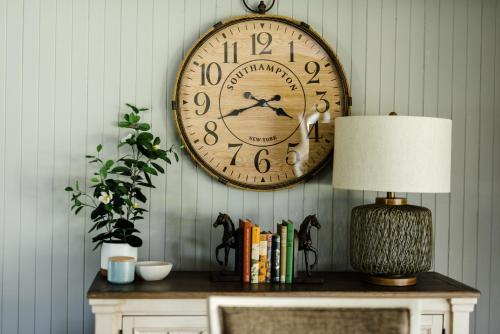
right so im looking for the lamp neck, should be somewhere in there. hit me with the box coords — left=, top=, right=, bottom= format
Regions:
left=375, top=192, right=407, bottom=205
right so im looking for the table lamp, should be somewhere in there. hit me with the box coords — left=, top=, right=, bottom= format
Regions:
left=332, top=114, right=452, bottom=286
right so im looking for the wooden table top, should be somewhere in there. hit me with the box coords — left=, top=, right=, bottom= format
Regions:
left=87, top=271, right=480, bottom=300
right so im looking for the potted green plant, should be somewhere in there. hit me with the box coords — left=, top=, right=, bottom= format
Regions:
left=65, top=103, right=179, bottom=274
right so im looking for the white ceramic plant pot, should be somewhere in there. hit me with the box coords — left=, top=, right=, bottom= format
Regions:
left=100, top=242, right=138, bottom=272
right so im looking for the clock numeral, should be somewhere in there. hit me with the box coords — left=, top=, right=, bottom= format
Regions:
left=305, top=61, right=320, bottom=84
left=254, top=148, right=271, bottom=173
left=251, top=32, right=272, bottom=55
left=288, top=41, right=295, bottom=62
left=194, top=92, right=210, bottom=115
left=223, top=41, right=238, bottom=63
left=203, top=121, right=218, bottom=145
left=228, top=143, right=243, bottom=165
left=285, top=143, right=300, bottom=165
left=308, top=121, right=321, bottom=142
left=200, top=62, right=222, bottom=86
left=315, top=91, right=330, bottom=113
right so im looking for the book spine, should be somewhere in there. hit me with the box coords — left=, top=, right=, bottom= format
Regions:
left=285, top=221, right=294, bottom=283
left=280, top=223, right=287, bottom=283
left=266, top=233, right=272, bottom=283
left=271, top=234, right=280, bottom=283
left=293, top=230, right=299, bottom=280
left=258, top=234, right=267, bottom=283
left=235, top=226, right=243, bottom=278
left=250, top=225, right=260, bottom=284
left=242, top=220, right=252, bottom=283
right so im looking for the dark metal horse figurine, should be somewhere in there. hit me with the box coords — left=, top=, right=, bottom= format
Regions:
left=297, top=214, right=322, bottom=277
left=213, top=213, right=237, bottom=270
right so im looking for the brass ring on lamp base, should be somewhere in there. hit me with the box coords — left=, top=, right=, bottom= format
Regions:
left=365, top=274, right=417, bottom=287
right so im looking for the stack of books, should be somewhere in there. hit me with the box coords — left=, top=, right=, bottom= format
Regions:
left=239, top=219, right=298, bottom=284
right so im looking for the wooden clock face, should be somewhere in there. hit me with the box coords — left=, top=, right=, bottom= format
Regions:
left=173, top=15, right=350, bottom=190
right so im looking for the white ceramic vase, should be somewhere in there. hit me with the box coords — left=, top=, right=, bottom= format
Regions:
left=100, top=242, right=138, bottom=272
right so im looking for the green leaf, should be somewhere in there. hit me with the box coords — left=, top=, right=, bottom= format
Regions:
left=174, top=152, right=179, bottom=161
left=125, top=103, right=139, bottom=113
left=96, top=144, right=102, bottom=152
left=110, top=166, right=131, bottom=174
left=114, top=219, right=134, bottom=229
left=134, top=190, right=147, bottom=203
left=137, top=123, right=150, bottom=131
left=151, top=162, right=164, bottom=173
left=65, top=186, right=73, bottom=192
left=118, top=121, right=130, bottom=128
left=75, top=206, right=84, bottom=215
left=104, top=160, right=114, bottom=169
left=85, top=155, right=95, bottom=158
left=138, top=182, right=156, bottom=188
left=99, top=168, right=108, bottom=179
left=91, top=177, right=100, bottom=183
left=143, top=172, right=153, bottom=186
left=126, top=235, right=142, bottom=247
left=129, top=112, right=140, bottom=124
left=91, top=203, right=107, bottom=220
left=138, top=107, right=149, bottom=111
left=142, top=166, right=158, bottom=175
left=137, top=132, right=153, bottom=144
left=153, top=137, right=161, bottom=145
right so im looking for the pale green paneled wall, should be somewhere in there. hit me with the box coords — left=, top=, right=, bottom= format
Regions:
left=0, top=0, right=498, bottom=333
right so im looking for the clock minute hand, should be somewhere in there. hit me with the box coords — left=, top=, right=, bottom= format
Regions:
left=218, top=101, right=262, bottom=119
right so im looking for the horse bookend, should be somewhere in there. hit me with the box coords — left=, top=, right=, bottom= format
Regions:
left=294, top=214, right=324, bottom=283
left=211, top=212, right=241, bottom=282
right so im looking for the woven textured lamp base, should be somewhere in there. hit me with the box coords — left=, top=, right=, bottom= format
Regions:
left=350, top=204, right=432, bottom=286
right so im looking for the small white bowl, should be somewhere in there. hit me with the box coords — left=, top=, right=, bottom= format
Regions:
left=135, top=261, right=173, bottom=281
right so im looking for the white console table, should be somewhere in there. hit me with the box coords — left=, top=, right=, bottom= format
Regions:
left=88, top=271, right=479, bottom=334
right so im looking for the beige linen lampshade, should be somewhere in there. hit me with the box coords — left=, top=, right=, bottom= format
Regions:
left=332, top=116, right=452, bottom=193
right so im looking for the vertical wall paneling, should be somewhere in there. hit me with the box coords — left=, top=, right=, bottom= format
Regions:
left=449, top=0, right=468, bottom=281
left=0, top=0, right=498, bottom=332
left=67, top=0, right=88, bottom=330
left=165, top=0, right=183, bottom=267
left=490, top=1, right=500, bottom=332
left=422, top=0, right=439, bottom=270
left=462, top=2, right=481, bottom=332
left=136, top=0, right=154, bottom=261
left=150, top=0, right=169, bottom=262
left=50, top=0, right=73, bottom=331
left=2, top=0, right=24, bottom=332
left=34, top=0, right=57, bottom=332
left=434, top=0, right=454, bottom=275
left=18, top=0, right=40, bottom=332
left=83, top=0, right=105, bottom=332
left=0, top=0, right=5, bottom=330
left=475, top=0, right=495, bottom=333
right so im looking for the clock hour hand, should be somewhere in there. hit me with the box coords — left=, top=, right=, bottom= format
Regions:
left=265, top=104, right=293, bottom=119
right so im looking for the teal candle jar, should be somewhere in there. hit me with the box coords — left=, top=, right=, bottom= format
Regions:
left=107, top=256, right=135, bottom=284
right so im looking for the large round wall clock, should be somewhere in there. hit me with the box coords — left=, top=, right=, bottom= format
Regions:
left=173, top=15, right=351, bottom=190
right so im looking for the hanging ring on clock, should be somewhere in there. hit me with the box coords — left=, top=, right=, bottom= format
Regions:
left=242, top=0, right=276, bottom=14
